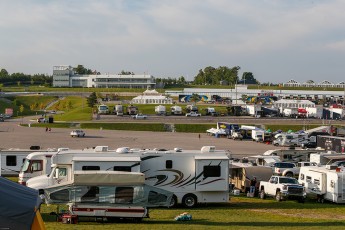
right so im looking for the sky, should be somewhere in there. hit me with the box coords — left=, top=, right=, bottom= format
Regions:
left=1, top=0, right=345, bottom=84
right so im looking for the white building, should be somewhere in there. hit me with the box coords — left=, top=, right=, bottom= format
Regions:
left=131, top=89, right=173, bottom=104
left=53, top=65, right=155, bottom=89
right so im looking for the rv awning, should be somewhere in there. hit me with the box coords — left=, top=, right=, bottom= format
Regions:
left=322, top=155, right=345, bottom=160
left=72, top=156, right=141, bottom=162
left=195, top=156, right=229, bottom=160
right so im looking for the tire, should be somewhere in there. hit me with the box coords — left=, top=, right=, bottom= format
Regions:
left=260, top=190, right=266, bottom=199
left=182, top=194, right=197, bottom=208
left=169, top=195, right=178, bottom=208
left=274, top=143, right=279, bottom=146
left=276, top=191, right=282, bottom=202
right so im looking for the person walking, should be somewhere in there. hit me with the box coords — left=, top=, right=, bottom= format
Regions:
left=250, top=177, right=257, bottom=194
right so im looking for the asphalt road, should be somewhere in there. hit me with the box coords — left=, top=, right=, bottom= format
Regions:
left=0, top=116, right=284, bottom=158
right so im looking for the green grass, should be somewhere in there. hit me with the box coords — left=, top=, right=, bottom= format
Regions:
left=175, top=124, right=215, bottom=133
left=39, top=196, right=345, bottom=229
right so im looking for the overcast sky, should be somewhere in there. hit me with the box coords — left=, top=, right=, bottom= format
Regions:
left=1, top=0, right=345, bottom=83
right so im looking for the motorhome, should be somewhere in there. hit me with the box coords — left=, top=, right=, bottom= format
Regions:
left=229, top=163, right=273, bottom=193
left=247, top=155, right=281, bottom=167
left=0, top=149, right=43, bottom=176
left=309, top=152, right=344, bottom=165
left=18, top=148, right=69, bottom=185
left=127, top=105, right=138, bottom=115
left=299, top=165, right=345, bottom=203
left=114, top=104, right=123, bottom=116
left=205, top=107, right=217, bottom=116
left=186, top=104, right=198, bottom=113
left=171, top=105, right=182, bottom=115
left=26, top=146, right=230, bottom=208
left=245, top=105, right=262, bottom=117
left=155, top=105, right=166, bottom=115
left=98, top=104, right=109, bottom=114
left=281, top=108, right=298, bottom=117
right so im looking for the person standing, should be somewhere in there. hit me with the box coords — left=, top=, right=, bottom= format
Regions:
left=250, top=177, right=257, bottom=194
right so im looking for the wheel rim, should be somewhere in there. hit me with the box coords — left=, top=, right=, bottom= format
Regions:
left=185, top=197, right=195, bottom=207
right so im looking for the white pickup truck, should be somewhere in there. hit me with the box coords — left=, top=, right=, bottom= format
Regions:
left=282, top=162, right=316, bottom=178
left=258, top=176, right=306, bottom=202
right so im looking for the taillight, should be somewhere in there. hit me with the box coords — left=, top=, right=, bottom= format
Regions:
left=19, top=181, right=26, bottom=186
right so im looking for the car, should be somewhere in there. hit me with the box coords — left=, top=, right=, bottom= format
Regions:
left=50, top=110, right=57, bottom=114
left=185, top=112, right=201, bottom=117
left=70, top=130, right=85, bottom=137
left=37, top=117, right=45, bottom=123
left=132, top=114, right=147, bottom=119
left=301, top=141, right=317, bottom=149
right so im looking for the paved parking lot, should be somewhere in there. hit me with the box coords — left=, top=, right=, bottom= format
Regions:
left=0, top=117, right=282, bottom=158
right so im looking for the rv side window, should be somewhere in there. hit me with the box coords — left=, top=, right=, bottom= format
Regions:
left=113, top=166, right=131, bottom=172
left=203, top=165, right=221, bottom=177
left=31, top=161, right=43, bottom=171
left=306, top=176, right=312, bottom=183
left=82, top=166, right=100, bottom=171
left=314, top=179, right=320, bottom=185
left=50, top=189, right=70, bottom=202
left=6, top=155, right=16, bottom=166
left=115, top=187, right=134, bottom=204
left=166, top=160, right=173, bottom=169
left=81, top=186, right=99, bottom=203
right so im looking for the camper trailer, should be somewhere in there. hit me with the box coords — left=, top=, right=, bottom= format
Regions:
left=309, top=152, right=344, bottom=165
left=299, top=165, right=345, bottom=203
left=127, top=105, right=138, bottom=115
left=18, top=148, right=69, bottom=185
left=263, top=149, right=325, bottom=163
left=229, top=163, right=273, bottom=193
left=114, top=104, right=124, bottom=116
left=171, top=105, right=182, bottom=115
left=98, top=104, right=109, bottom=114
left=155, top=105, right=166, bottom=115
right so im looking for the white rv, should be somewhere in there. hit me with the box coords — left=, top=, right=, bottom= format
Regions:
left=155, top=105, right=166, bottom=115
left=98, top=104, right=109, bottom=114
left=26, top=146, right=230, bottom=208
left=114, top=104, right=123, bottom=116
left=309, top=152, right=344, bottom=165
left=171, top=105, right=182, bottom=115
left=18, top=148, right=69, bottom=185
left=299, top=165, right=345, bottom=203
left=273, top=133, right=308, bottom=147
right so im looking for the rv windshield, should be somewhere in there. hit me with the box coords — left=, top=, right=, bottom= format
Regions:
left=21, top=159, right=30, bottom=172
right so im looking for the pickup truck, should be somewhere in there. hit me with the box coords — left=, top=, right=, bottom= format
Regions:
left=258, top=176, right=306, bottom=202
left=282, top=162, right=317, bottom=178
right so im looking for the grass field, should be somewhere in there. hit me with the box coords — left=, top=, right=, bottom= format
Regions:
left=39, top=195, right=345, bottom=230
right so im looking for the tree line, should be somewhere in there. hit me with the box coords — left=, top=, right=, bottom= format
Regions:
left=0, top=68, right=52, bottom=87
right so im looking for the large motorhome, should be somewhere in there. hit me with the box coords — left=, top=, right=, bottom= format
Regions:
left=98, top=104, right=109, bottom=114
left=273, top=133, right=309, bottom=147
left=26, top=146, right=230, bottom=208
left=263, top=149, right=325, bottom=163
left=0, top=148, right=53, bottom=176
left=114, top=104, right=124, bottom=116
left=18, top=148, right=69, bottom=185
left=155, top=105, right=166, bottom=115
left=299, top=165, right=345, bottom=203
left=171, top=105, right=182, bottom=115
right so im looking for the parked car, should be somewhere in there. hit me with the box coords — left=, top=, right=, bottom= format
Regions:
left=37, top=117, right=45, bottom=123
left=185, top=112, right=201, bottom=117
left=301, top=141, right=317, bottom=149
left=132, top=114, right=147, bottom=119
left=70, top=130, right=85, bottom=137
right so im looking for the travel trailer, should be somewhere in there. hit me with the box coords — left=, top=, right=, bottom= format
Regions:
left=127, top=105, right=138, bottom=115
left=263, top=149, right=325, bottom=163
left=18, top=148, right=69, bottom=185
left=309, top=152, right=344, bottom=165
left=171, top=105, right=182, bottom=115
left=273, top=133, right=309, bottom=147
left=98, top=104, right=109, bottom=114
left=26, top=146, right=230, bottom=208
left=114, top=104, right=123, bottom=116
left=229, top=163, right=273, bottom=192
left=155, top=105, right=166, bottom=115
left=299, top=165, right=345, bottom=203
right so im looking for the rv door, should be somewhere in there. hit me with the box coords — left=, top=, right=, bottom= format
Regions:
left=195, top=156, right=229, bottom=191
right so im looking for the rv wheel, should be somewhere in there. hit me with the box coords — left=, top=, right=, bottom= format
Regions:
left=182, top=194, right=197, bottom=208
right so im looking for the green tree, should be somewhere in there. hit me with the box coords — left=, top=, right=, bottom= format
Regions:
left=119, top=70, right=134, bottom=75
left=87, top=92, right=98, bottom=108
left=19, top=105, right=24, bottom=114
left=242, top=72, right=258, bottom=84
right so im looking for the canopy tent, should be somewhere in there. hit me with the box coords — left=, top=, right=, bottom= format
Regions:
left=0, top=177, right=45, bottom=230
